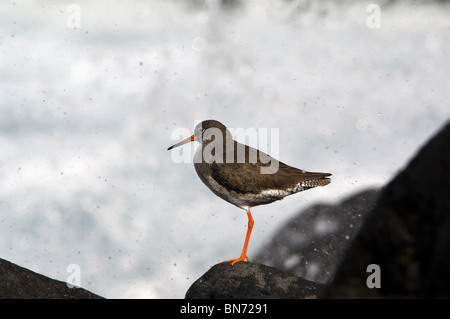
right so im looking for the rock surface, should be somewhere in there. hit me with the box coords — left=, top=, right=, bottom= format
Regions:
left=0, top=258, right=103, bottom=299
left=185, top=262, right=323, bottom=299
left=324, top=121, right=450, bottom=298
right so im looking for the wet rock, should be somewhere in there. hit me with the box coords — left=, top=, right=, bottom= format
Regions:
left=0, top=258, right=104, bottom=299
left=186, top=262, right=323, bottom=299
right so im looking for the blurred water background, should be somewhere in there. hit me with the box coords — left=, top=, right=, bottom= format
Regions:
left=0, top=0, right=449, bottom=298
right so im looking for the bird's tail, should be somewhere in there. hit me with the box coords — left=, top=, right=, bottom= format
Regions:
left=302, top=173, right=331, bottom=188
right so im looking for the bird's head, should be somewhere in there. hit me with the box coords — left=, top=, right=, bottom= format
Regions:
left=167, top=120, right=230, bottom=150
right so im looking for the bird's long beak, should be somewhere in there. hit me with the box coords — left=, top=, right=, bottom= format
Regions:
left=167, top=135, right=195, bottom=150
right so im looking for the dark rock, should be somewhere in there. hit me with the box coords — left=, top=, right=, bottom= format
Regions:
left=0, top=258, right=104, bottom=299
left=324, top=121, right=450, bottom=298
left=253, top=189, right=380, bottom=283
left=185, top=262, right=324, bottom=299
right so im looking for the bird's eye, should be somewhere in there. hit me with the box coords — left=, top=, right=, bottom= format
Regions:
left=198, top=127, right=205, bottom=133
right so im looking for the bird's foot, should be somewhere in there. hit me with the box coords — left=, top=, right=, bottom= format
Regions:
left=219, top=255, right=249, bottom=266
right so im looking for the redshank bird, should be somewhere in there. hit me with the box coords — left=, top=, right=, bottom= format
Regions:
left=167, top=120, right=331, bottom=265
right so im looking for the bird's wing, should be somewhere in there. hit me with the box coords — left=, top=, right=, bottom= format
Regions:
left=209, top=144, right=330, bottom=193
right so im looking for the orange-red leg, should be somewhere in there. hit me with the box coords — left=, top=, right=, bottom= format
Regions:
left=220, top=209, right=254, bottom=265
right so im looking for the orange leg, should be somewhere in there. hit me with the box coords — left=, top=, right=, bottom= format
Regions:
left=220, top=209, right=254, bottom=265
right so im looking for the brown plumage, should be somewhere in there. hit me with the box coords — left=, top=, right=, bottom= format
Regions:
left=168, top=120, right=331, bottom=264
